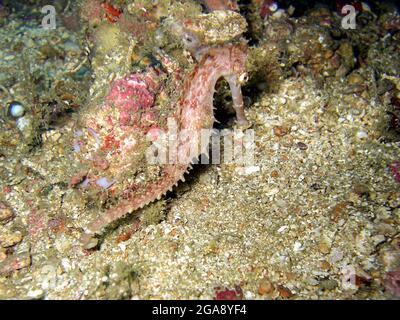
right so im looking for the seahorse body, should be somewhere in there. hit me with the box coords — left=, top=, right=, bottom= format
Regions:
left=81, top=44, right=249, bottom=248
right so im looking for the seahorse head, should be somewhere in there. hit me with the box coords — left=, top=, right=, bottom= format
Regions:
left=169, top=9, right=247, bottom=61
left=201, top=43, right=248, bottom=85
left=228, top=43, right=248, bottom=84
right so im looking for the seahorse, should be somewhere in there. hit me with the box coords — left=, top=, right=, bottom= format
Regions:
left=80, top=43, right=249, bottom=248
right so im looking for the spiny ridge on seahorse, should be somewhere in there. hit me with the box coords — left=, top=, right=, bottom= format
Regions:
left=80, top=43, right=249, bottom=248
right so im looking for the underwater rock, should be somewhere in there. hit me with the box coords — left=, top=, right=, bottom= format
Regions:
left=0, top=252, right=31, bottom=275
left=0, top=202, right=13, bottom=224
left=0, top=226, right=22, bottom=248
left=180, top=10, right=247, bottom=46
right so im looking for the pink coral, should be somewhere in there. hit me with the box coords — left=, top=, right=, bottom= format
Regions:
left=260, top=0, right=278, bottom=19
left=214, top=286, right=243, bottom=300
left=384, top=270, right=400, bottom=297
left=105, top=72, right=157, bottom=128
left=201, top=0, right=239, bottom=12
left=70, top=68, right=163, bottom=200
left=389, top=161, right=400, bottom=183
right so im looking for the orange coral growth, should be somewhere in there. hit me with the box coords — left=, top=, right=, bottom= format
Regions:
left=101, top=2, right=122, bottom=23
left=80, top=0, right=122, bottom=25
left=200, top=0, right=239, bottom=12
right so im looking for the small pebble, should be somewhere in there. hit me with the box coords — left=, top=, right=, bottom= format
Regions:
left=271, top=170, right=279, bottom=178
left=273, top=126, right=288, bottom=137
left=258, top=277, right=275, bottom=295
left=279, top=97, right=287, bottom=105
left=297, top=142, right=308, bottom=150
left=236, top=166, right=260, bottom=176
left=8, top=101, right=25, bottom=118
left=347, top=73, right=364, bottom=85
left=266, top=187, right=280, bottom=196
left=357, top=130, right=368, bottom=139
left=319, top=242, right=330, bottom=254
left=16, top=116, right=31, bottom=131
left=293, top=241, right=303, bottom=252
left=0, top=229, right=23, bottom=248
left=61, top=258, right=72, bottom=272
left=277, top=285, right=293, bottom=298
left=95, top=177, right=115, bottom=189
left=278, top=225, right=288, bottom=233
left=307, top=277, right=319, bottom=286
left=27, top=289, right=44, bottom=299
left=319, top=279, right=338, bottom=291
left=320, top=260, right=331, bottom=270
left=245, top=166, right=260, bottom=174
left=372, top=235, right=386, bottom=247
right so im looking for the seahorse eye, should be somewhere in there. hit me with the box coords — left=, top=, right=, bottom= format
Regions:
left=239, top=72, right=249, bottom=84
left=183, top=34, right=196, bottom=45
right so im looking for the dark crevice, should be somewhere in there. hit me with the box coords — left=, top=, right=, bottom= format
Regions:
left=238, top=0, right=259, bottom=46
